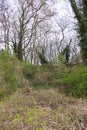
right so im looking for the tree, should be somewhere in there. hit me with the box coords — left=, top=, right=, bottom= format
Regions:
left=11, top=0, right=54, bottom=61
left=0, top=0, right=10, bottom=50
left=62, top=45, right=70, bottom=64
left=62, top=39, right=71, bottom=64
left=69, top=0, right=87, bottom=65
left=38, top=48, right=48, bottom=65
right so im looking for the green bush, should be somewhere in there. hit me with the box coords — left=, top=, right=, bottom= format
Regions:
left=59, top=66, right=87, bottom=98
left=54, top=53, right=69, bottom=79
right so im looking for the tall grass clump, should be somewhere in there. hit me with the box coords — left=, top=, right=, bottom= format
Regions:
left=0, top=51, right=24, bottom=99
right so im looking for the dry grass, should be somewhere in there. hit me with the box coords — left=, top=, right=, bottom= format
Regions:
left=0, top=88, right=87, bottom=130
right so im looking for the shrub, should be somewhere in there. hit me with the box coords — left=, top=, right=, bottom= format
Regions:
left=0, top=51, right=24, bottom=99
left=59, top=66, right=87, bottom=98
left=21, top=62, right=36, bottom=79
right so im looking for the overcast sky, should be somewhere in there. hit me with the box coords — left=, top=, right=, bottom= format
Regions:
left=7, top=0, right=77, bottom=44
left=7, top=0, right=72, bottom=14
left=7, top=0, right=75, bottom=23
left=7, top=0, right=76, bottom=28
left=7, top=0, right=17, bottom=8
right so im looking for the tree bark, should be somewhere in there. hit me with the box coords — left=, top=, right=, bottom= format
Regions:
left=69, top=0, right=87, bottom=65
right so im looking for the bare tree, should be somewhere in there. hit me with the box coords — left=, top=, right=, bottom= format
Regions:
left=0, top=0, right=10, bottom=50
left=11, top=0, right=55, bottom=63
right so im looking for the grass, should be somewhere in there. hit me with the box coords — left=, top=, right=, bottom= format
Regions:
left=0, top=51, right=87, bottom=129
left=21, top=62, right=87, bottom=98
left=0, top=51, right=29, bottom=99
left=0, top=88, right=87, bottom=130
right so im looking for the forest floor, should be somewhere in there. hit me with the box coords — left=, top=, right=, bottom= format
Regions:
left=0, top=52, right=87, bottom=130
left=0, top=87, right=87, bottom=130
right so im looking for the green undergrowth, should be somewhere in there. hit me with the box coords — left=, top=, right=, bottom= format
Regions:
left=0, top=52, right=87, bottom=129
left=0, top=51, right=28, bottom=100
left=0, top=51, right=87, bottom=99
left=21, top=62, right=87, bottom=98
left=21, top=63, right=61, bottom=89
left=59, top=65, right=87, bottom=98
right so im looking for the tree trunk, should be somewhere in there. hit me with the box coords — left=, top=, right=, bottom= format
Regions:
left=69, top=0, right=87, bottom=65
left=17, top=41, right=23, bottom=61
